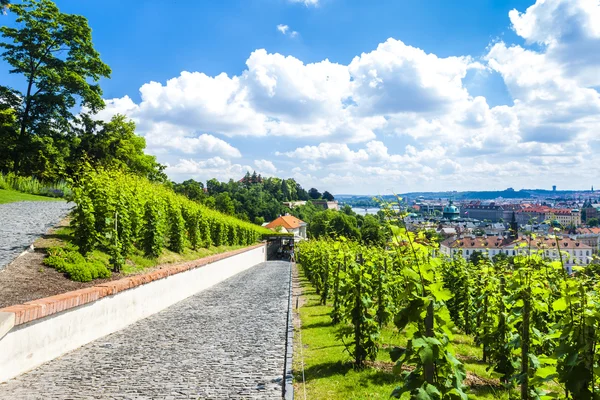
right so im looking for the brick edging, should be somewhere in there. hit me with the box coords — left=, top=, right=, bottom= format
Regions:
left=0, top=244, right=265, bottom=327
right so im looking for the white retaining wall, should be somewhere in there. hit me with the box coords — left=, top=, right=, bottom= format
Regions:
left=0, top=245, right=265, bottom=383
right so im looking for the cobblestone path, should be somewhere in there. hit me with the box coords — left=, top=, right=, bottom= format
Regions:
left=0, top=200, right=72, bottom=270
left=0, top=261, right=291, bottom=400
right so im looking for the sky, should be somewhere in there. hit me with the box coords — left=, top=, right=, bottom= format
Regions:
left=2, top=0, right=600, bottom=195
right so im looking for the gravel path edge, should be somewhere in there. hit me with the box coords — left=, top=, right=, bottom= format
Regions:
left=283, top=261, right=294, bottom=400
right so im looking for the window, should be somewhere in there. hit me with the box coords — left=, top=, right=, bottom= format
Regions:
left=466, top=250, right=469, bottom=255
left=587, top=251, right=590, bottom=256
left=512, top=250, right=516, bottom=256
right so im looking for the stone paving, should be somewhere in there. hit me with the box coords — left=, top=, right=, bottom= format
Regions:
left=0, top=200, right=72, bottom=270
left=0, top=261, right=291, bottom=400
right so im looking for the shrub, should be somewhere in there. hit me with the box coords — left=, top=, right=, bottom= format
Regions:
left=43, top=246, right=111, bottom=282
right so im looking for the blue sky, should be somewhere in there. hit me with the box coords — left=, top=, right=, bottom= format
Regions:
left=2, top=0, right=600, bottom=194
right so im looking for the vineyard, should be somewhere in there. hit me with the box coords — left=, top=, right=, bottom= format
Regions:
left=52, top=167, right=270, bottom=281
left=296, top=208, right=600, bottom=399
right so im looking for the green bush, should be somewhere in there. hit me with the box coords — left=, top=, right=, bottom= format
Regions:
left=68, top=168, right=271, bottom=277
left=44, top=246, right=111, bottom=282
left=0, top=172, right=70, bottom=198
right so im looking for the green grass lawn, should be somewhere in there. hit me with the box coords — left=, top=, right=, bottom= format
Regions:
left=0, top=188, right=63, bottom=204
left=293, top=266, right=516, bottom=400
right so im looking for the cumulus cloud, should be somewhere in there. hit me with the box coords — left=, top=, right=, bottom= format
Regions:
left=254, top=159, right=278, bottom=175
left=348, top=39, right=481, bottom=115
left=509, top=0, right=600, bottom=86
left=94, top=0, right=600, bottom=192
left=167, top=157, right=254, bottom=183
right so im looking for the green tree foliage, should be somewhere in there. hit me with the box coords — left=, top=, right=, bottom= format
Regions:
left=70, top=114, right=166, bottom=181
left=587, top=217, right=599, bottom=227
left=281, top=178, right=291, bottom=201
left=214, top=192, right=235, bottom=215
left=289, top=200, right=320, bottom=224
left=0, top=0, right=111, bottom=178
left=309, top=210, right=361, bottom=241
left=309, top=187, right=322, bottom=199
left=322, top=190, right=335, bottom=201
left=173, top=179, right=205, bottom=202
left=176, top=174, right=327, bottom=225
left=360, top=214, right=386, bottom=247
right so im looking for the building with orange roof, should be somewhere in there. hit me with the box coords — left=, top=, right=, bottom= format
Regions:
left=439, top=234, right=592, bottom=273
left=265, top=214, right=307, bottom=240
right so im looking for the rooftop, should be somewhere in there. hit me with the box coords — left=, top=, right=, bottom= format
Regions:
left=265, top=215, right=307, bottom=230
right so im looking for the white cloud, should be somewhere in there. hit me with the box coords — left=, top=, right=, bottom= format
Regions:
left=277, top=24, right=299, bottom=37
left=254, top=159, right=277, bottom=175
left=277, top=143, right=369, bottom=162
left=167, top=157, right=253, bottom=183
left=348, top=38, right=481, bottom=116
left=508, top=0, right=600, bottom=87
left=288, top=0, right=319, bottom=7
left=277, top=24, right=289, bottom=35
left=94, top=1, right=600, bottom=192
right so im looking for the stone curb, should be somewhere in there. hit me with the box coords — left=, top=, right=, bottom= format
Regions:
left=0, top=312, right=15, bottom=341
left=282, top=261, right=294, bottom=400
left=0, top=244, right=265, bottom=330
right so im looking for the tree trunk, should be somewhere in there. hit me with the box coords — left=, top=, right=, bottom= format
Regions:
left=15, top=74, right=35, bottom=171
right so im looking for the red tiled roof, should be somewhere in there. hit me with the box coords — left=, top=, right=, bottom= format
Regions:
left=441, top=236, right=592, bottom=249
left=265, top=215, right=306, bottom=230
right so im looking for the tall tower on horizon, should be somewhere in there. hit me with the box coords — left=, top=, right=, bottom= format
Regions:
left=552, top=185, right=557, bottom=192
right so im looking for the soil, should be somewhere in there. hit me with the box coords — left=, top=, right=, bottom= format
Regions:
left=0, top=219, right=182, bottom=309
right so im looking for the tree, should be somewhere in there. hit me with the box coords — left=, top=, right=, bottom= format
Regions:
left=173, top=179, right=205, bottom=202
left=206, top=178, right=223, bottom=195
left=296, top=183, right=309, bottom=201
left=322, top=190, right=335, bottom=201
left=71, top=114, right=166, bottom=181
left=214, top=192, right=235, bottom=215
left=361, top=215, right=386, bottom=247
left=308, top=210, right=360, bottom=241
left=341, top=204, right=355, bottom=216
left=281, top=179, right=291, bottom=201
left=308, top=187, right=321, bottom=200
left=588, top=218, right=599, bottom=227
left=1, top=0, right=111, bottom=174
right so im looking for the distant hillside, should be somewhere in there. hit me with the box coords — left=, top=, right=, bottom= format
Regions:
left=337, top=188, right=593, bottom=205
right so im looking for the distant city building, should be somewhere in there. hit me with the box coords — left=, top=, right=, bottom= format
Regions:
left=462, top=203, right=504, bottom=222
left=439, top=235, right=592, bottom=273
left=282, top=201, right=307, bottom=209
left=516, top=206, right=581, bottom=227
left=442, top=201, right=460, bottom=220
left=573, top=227, right=600, bottom=254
